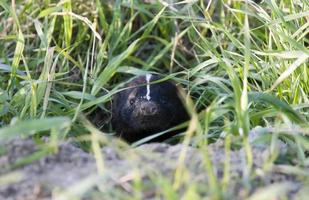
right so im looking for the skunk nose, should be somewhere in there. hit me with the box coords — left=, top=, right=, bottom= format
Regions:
left=139, top=102, right=158, bottom=116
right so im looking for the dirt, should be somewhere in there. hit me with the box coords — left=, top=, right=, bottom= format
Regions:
left=0, top=127, right=307, bottom=200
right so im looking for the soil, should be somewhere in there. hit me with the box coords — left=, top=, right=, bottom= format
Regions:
left=0, top=127, right=307, bottom=200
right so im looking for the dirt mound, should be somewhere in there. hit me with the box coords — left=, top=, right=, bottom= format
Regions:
left=0, top=128, right=305, bottom=199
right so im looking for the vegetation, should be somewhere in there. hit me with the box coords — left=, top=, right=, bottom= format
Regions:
left=0, top=0, right=308, bottom=199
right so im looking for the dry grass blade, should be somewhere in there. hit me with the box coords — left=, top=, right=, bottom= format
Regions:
left=270, top=53, right=308, bottom=91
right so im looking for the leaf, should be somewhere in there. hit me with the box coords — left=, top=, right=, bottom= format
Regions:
left=270, top=53, right=308, bottom=91
left=8, top=30, right=25, bottom=90
left=63, top=0, right=73, bottom=47
left=248, top=92, right=305, bottom=124
left=0, top=117, right=71, bottom=141
left=91, top=39, right=141, bottom=95
left=61, top=91, right=95, bottom=101
left=38, top=7, right=62, bottom=18
left=0, top=62, right=25, bottom=75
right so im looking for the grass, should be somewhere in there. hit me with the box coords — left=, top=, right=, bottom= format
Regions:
left=0, top=0, right=308, bottom=199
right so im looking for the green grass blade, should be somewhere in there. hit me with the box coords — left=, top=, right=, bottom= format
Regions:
left=91, top=39, right=141, bottom=95
left=0, top=117, right=71, bottom=141
left=63, top=0, right=73, bottom=47
left=248, top=92, right=305, bottom=124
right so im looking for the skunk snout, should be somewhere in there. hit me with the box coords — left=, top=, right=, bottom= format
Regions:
left=139, top=101, right=158, bottom=116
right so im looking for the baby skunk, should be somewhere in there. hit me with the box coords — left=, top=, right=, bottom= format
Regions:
left=112, top=74, right=189, bottom=143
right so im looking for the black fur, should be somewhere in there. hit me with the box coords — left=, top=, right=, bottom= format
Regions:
left=112, top=75, right=189, bottom=143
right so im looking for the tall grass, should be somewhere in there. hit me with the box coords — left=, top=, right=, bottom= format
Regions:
left=0, top=0, right=308, bottom=199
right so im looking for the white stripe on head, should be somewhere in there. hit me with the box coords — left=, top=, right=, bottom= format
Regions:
left=145, top=74, right=152, bottom=101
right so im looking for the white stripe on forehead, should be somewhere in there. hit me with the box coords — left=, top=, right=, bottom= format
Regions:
left=145, top=74, right=152, bottom=101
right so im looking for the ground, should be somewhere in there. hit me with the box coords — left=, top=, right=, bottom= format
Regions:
left=0, top=127, right=307, bottom=200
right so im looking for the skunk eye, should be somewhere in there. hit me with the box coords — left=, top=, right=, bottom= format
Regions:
left=129, top=98, right=135, bottom=105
